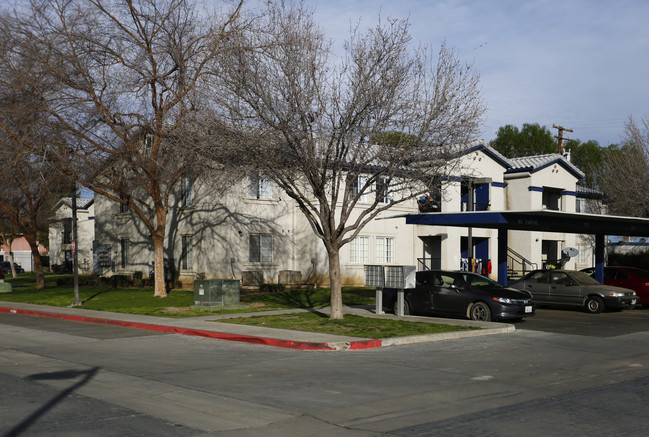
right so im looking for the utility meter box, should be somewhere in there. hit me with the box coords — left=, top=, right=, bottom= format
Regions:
left=194, top=279, right=240, bottom=306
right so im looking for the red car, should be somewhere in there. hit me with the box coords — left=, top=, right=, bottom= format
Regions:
left=582, top=266, right=649, bottom=307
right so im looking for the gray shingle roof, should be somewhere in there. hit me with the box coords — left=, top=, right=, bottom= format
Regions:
left=507, top=153, right=585, bottom=178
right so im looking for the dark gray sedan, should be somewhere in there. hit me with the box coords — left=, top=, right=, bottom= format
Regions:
left=509, top=270, right=638, bottom=313
left=383, top=270, right=535, bottom=322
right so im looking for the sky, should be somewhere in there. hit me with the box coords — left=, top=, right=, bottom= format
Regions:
left=300, top=0, right=649, bottom=147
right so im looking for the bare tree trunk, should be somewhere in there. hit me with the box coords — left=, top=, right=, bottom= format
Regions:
left=327, top=247, right=344, bottom=319
left=152, top=231, right=167, bottom=298
left=23, top=231, right=45, bottom=289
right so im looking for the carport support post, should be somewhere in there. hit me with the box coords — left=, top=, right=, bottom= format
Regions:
left=497, top=228, right=508, bottom=286
left=396, top=289, right=404, bottom=316
left=594, top=233, right=606, bottom=283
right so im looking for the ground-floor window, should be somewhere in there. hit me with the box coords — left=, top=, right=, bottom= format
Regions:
left=249, top=233, right=273, bottom=263
left=181, top=235, right=193, bottom=270
left=376, top=236, right=394, bottom=263
left=349, top=235, right=370, bottom=263
left=120, top=238, right=129, bottom=269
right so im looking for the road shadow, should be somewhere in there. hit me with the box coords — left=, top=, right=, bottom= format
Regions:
left=5, top=367, right=100, bottom=437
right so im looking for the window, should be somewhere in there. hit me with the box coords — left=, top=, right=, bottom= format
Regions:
left=119, top=195, right=129, bottom=213
left=120, top=238, right=129, bottom=269
left=248, top=171, right=272, bottom=199
left=576, top=198, right=586, bottom=213
left=349, top=236, right=369, bottom=263
left=249, top=234, right=273, bottom=263
left=350, top=175, right=369, bottom=202
left=181, top=235, right=193, bottom=269
left=376, top=236, right=394, bottom=263
left=181, top=175, right=193, bottom=207
left=63, top=218, right=72, bottom=244
left=542, top=188, right=562, bottom=211
left=376, top=177, right=391, bottom=204
left=577, top=244, right=589, bottom=264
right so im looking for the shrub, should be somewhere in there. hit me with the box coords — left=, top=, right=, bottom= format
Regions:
left=260, top=283, right=285, bottom=293
left=608, top=249, right=649, bottom=270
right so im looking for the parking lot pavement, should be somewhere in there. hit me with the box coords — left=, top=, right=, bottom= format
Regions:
left=516, top=306, right=649, bottom=337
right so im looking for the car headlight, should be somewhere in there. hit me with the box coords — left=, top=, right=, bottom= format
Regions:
left=493, top=297, right=512, bottom=304
left=606, top=292, right=625, bottom=297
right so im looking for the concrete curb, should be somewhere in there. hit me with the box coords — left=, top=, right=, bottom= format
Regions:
left=0, top=303, right=514, bottom=351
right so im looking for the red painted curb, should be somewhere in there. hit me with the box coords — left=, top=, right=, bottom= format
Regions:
left=0, top=306, right=383, bottom=351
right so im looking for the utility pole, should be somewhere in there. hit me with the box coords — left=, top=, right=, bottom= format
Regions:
left=71, top=188, right=80, bottom=306
left=552, top=124, right=573, bottom=155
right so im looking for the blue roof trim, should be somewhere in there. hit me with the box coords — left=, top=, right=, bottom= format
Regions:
left=491, top=182, right=507, bottom=188
left=528, top=186, right=544, bottom=192
left=561, top=191, right=578, bottom=197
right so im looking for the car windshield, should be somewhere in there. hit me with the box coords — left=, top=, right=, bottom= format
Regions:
left=568, top=271, right=602, bottom=285
left=462, top=273, right=502, bottom=288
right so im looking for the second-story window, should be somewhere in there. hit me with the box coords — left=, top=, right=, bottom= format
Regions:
left=119, top=195, right=129, bottom=213
left=542, top=188, right=562, bottom=211
left=248, top=171, right=272, bottom=199
left=576, top=198, right=586, bottom=213
left=376, top=177, right=391, bottom=204
left=350, top=175, right=369, bottom=202
left=63, top=218, right=72, bottom=244
left=181, top=174, right=193, bottom=207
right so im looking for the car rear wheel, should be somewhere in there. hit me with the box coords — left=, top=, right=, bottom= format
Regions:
left=469, top=302, right=491, bottom=321
left=393, top=299, right=410, bottom=315
left=585, top=296, right=604, bottom=314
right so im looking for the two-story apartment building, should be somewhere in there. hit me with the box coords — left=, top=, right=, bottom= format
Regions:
left=89, top=140, right=597, bottom=287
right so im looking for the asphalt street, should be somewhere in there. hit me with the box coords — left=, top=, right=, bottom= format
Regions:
left=1, top=305, right=649, bottom=436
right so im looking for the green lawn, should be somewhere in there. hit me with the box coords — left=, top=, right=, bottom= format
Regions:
left=219, top=312, right=479, bottom=339
left=0, top=273, right=479, bottom=336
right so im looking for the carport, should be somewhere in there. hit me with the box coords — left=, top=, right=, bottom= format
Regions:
left=399, top=210, right=649, bottom=285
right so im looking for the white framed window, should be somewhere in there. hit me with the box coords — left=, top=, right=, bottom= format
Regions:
left=376, top=236, right=394, bottom=264
left=350, top=175, right=369, bottom=202
left=577, top=243, right=589, bottom=264
left=248, top=171, right=272, bottom=199
left=576, top=198, right=586, bottom=213
left=181, top=235, right=193, bottom=270
left=249, top=234, right=273, bottom=263
left=349, top=236, right=369, bottom=263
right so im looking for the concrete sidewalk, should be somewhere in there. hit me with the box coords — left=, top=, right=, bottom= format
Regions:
left=0, top=301, right=514, bottom=350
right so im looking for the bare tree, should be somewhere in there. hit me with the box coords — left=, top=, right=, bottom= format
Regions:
left=600, top=116, right=649, bottom=218
left=214, top=1, right=485, bottom=319
left=0, top=14, right=69, bottom=288
left=7, top=0, right=247, bottom=297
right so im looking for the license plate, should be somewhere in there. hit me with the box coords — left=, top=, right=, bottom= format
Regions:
left=525, top=306, right=533, bottom=313
left=631, top=299, right=637, bottom=305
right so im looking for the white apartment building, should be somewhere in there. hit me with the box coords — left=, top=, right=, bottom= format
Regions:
left=89, top=141, right=598, bottom=287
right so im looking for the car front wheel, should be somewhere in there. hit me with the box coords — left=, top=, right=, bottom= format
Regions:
left=469, top=302, right=491, bottom=321
left=585, top=296, right=604, bottom=314
left=393, top=299, right=410, bottom=315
